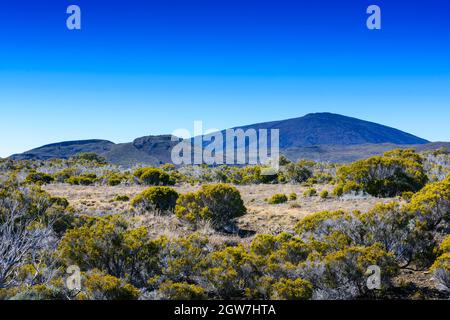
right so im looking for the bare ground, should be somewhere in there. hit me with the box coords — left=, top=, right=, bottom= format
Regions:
left=43, top=183, right=394, bottom=234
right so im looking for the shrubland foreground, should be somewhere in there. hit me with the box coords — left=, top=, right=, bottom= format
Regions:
left=0, top=148, right=450, bottom=300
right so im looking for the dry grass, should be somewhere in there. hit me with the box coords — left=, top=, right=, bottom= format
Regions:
left=43, top=183, right=395, bottom=236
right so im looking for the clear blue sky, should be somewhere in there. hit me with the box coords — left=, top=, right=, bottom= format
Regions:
left=1, top=0, right=449, bottom=157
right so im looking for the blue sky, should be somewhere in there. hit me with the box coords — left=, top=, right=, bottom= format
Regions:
left=0, top=0, right=449, bottom=157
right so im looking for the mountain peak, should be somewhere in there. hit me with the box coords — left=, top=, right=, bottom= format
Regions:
left=9, top=113, right=432, bottom=165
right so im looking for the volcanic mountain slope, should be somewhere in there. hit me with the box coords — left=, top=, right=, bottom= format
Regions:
left=226, top=112, right=429, bottom=148
left=10, top=113, right=442, bottom=166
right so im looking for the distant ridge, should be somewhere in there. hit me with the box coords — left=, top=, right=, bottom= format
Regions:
left=228, top=113, right=429, bottom=147
left=10, top=113, right=439, bottom=166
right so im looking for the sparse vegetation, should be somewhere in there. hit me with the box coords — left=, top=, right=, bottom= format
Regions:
left=268, top=193, right=288, bottom=204
left=1, top=151, right=450, bottom=300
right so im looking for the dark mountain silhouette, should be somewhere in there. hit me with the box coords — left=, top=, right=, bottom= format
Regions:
left=228, top=113, right=429, bottom=147
left=10, top=113, right=439, bottom=166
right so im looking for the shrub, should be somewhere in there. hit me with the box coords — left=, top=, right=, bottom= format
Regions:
left=58, top=215, right=161, bottom=286
left=154, top=233, right=211, bottom=284
left=202, top=246, right=257, bottom=299
left=158, top=280, right=206, bottom=300
left=131, top=187, right=179, bottom=213
left=81, top=269, right=140, bottom=300
left=25, top=172, right=54, bottom=185
left=336, top=149, right=428, bottom=197
left=284, top=162, right=313, bottom=183
left=134, top=167, right=172, bottom=186
left=54, top=168, right=77, bottom=183
left=114, top=195, right=130, bottom=202
left=270, top=278, right=313, bottom=300
left=333, top=185, right=344, bottom=197
left=301, top=244, right=398, bottom=299
left=431, top=236, right=450, bottom=292
left=289, top=193, right=297, bottom=201
left=401, top=191, right=414, bottom=202
left=407, top=177, right=450, bottom=230
left=175, top=184, right=246, bottom=231
left=66, top=174, right=97, bottom=186
left=71, top=152, right=107, bottom=164
left=303, top=188, right=317, bottom=197
left=104, top=172, right=129, bottom=186
left=268, top=194, right=288, bottom=204
left=319, top=190, right=329, bottom=199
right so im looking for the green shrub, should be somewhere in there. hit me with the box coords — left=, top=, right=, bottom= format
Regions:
left=401, top=191, right=414, bottom=202
left=289, top=193, right=298, bottom=201
left=336, top=149, right=428, bottom=197
left=81, top=269, right=140, bottom=300
left=202, top=246, right=257, bottom=299
left=71, top=152, right=107, bottom=164
left=270, top=278, right=313, bottom=300
left=319, top=190, right=329, bottom=199
left=333, top=185, right=344, bottom=197
left=104, top=172, right=129, bottom=186
left=134, top=167, right=172, bottom=186
left=131, top=186, right=179, bottom=212
left=54, top=168, right=77, bottom=183
left=25, top=172, right=54, bottom=185
left=175, top=184, right=246, bottom=230
left=407, top=177, right=450, bottom=230
left=114, top=195, right=130, bottom=202
left=268, top=194, right=288, bottom=204
left=303, top=188, right=317, bottom=197
left=158, top=280, right=206, bottom=300
left=58, top=215, right=161, bottom=286
left=66, top=174, right=97, bottom=186
left=284, top=162, right=313, bottom=183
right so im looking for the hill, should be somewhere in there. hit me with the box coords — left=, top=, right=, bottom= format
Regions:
left=10, top=113, right=439, bottom=166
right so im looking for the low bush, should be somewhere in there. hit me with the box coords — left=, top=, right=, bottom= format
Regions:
left=303, top=188, right=317, bottom=197
left=319, top=190, right=329, bottom=199
left=114, top=195, right=130, bottom=202
left=268, top=194, right=288, bottom=204
left=430, top=236, right=450, bottom=292
left=25, top=172, right=54, bottom=185
left=336, top=149, right=428, bottom=197
left=66, top=174, right=97, bottom=186
left=81, top=269, right=140, bottom=300
left=131, top=187, right=179, bottom=212
left=175, top=184, right=246, bottom=231
left=158, top=280, right=206, bottom=300
left=134, top=167, right=173, bottom=186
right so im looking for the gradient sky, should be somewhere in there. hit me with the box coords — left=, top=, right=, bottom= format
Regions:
left=0, top=0, right=449, bottom=157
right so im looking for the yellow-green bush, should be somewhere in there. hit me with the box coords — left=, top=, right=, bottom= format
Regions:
left=430, top=236, right=450, bottom=292
left=131, top=186, right=179, bottom=212
left=71, top=152, right=107, bottom=164
left=66, top=173, right=97, bottom=186
left=58, top=215, right=161, bottom=286
left=407, top=177, right=450, bottom=230
left=268, top=193, right=288, bottom=204
left=175, top=184, right=246, bottom=230
left=158, top=280, right=206, bottom=300
left=303, top=188, right=317, bottom=197
left=81, top=269, right=140, bottom=300
left=270, top=278, right=313, bottom=300
left=134, top=167, right=173, bottom=186
left=25, top=171, right=54, bottom=185
left=283, top=161, right=313, bottom=183
left=319, top=190, right=329, bottom=199
left=289, top=193, right=297, bottom=201
left=335, top=149, right=428, bottom=197
left=202, top=245, right=257, bottom=299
